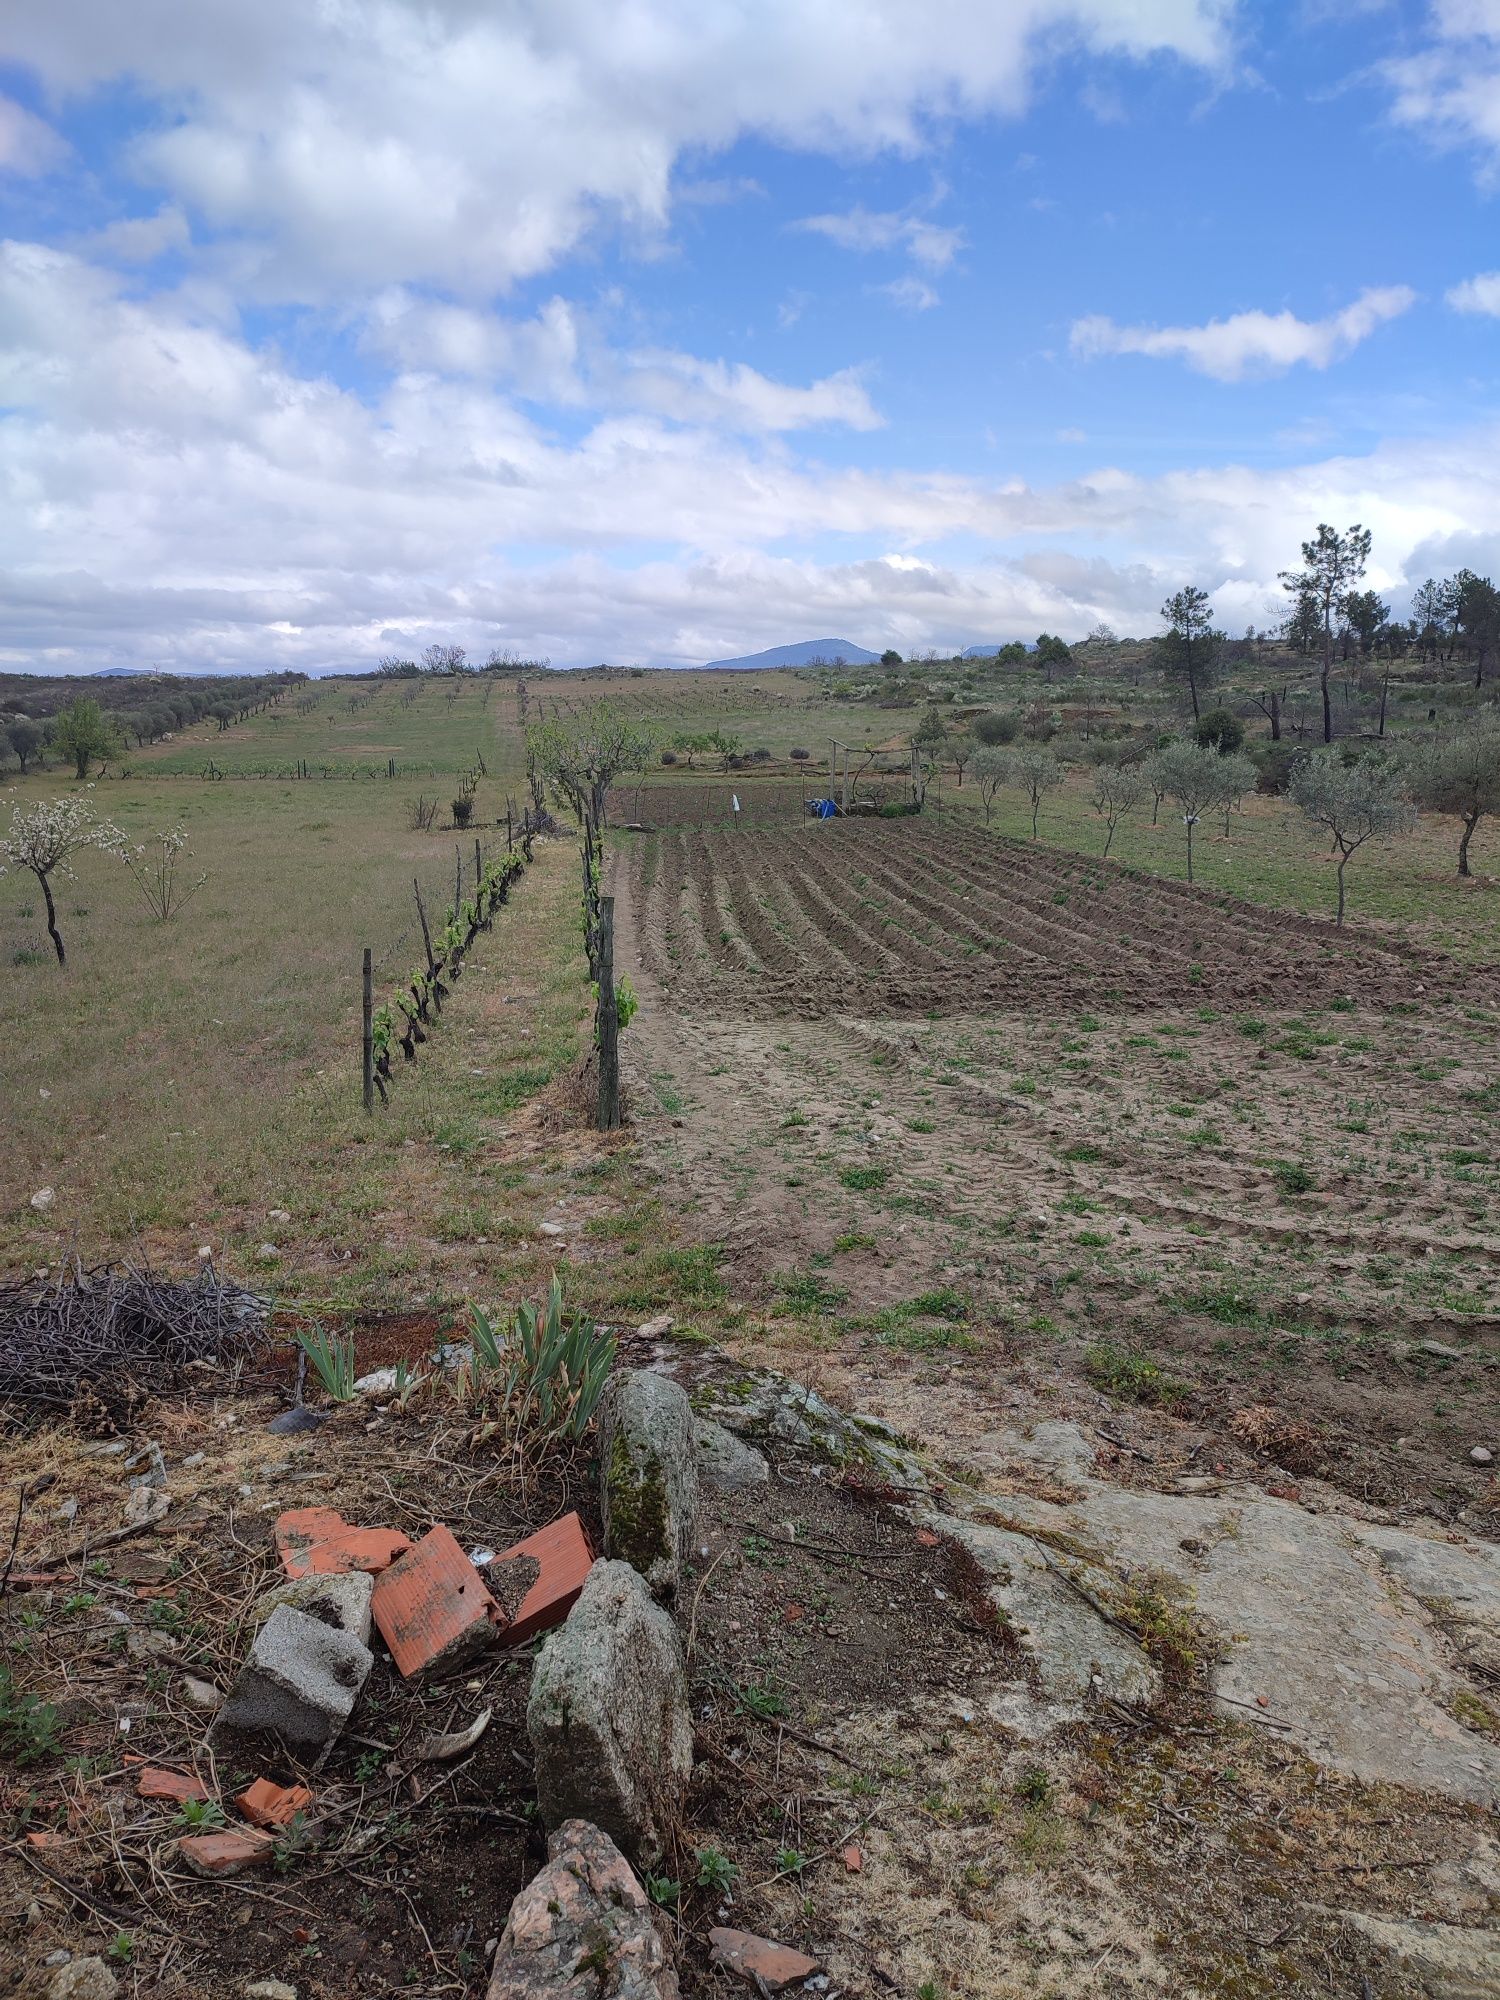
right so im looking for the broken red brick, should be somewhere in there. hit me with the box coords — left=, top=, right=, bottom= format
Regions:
left=915, top=1529, right=940, bottom=1547
left=841, top=1843, right=864, bottom=1873
left=275, top=1506, right=411, bottom=1581
left=488, top=1511, right=593, bottom=1647
left=137, top=1766, right=211, bottom=1804
left=24, top=1831, right=68, bottom=1851
left=709, top=1927, right=820, bottom=1992
left=176, top=1829, right=275, bottom=1878
left=236, top=1778, right=314, bottom=1829
left=782, top=1602, right=804, bottom=1623
left=372, top=1523, right=506, bottom=1676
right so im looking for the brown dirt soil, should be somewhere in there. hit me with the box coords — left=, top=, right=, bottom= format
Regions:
left=619, top=818, right=1493, bottom=1019
left=614, top=824, right=1500, bottom=1534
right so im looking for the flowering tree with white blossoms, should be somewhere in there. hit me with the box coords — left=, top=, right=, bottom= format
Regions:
left=114, top=823, right=207, bottom=921
left=1, top=791, right=121, bottom=965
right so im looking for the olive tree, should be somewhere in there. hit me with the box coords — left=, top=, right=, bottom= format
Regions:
left=7, top=720, right=42, bottom=773
left=1089, top=763, right=1144, bottom=858
left=1, top=792, right=120, bottom=964
left=50, top=698, right=120, bottom=780
left=1289, top=751, right=1415, bottom=924
left=1212, top=751, right=1259, bottom=837
left=1146, top=741, right=1226, bottom=883
left=970, top=746, right=1009, bottom=825
left=1010, top=745, right=1063, bottom=840
left=1407, top=722, right=1500, bottom=877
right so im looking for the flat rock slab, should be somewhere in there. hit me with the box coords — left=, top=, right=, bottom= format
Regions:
left=487, top=1817, right=677, bottom=2000
left=695, top=1418, right=770, bottom=1492
left=1340, top=1914, right=1500, bottom=1999
left=953, top=1420, right=1500, bottom=1805
left=928, top=1513, right=1155, bottom=1705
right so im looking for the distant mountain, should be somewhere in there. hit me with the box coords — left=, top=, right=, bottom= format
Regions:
left=961, top=642, right=1030, bottom=658
left=702, top=638, right=881, bottom=671
left=94, top=666, right=154, bottom=677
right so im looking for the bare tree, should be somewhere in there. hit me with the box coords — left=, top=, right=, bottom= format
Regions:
left=1212, top=751, right=1259, bottom=837
left=1289, top=751, right=1415, bottom=924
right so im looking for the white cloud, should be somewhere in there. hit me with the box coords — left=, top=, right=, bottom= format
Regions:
left=879, top=276, right=940, bottom=311
left=1447, top=269, right=1500, bottom=315
left=0, top=95, right=68, bottom=177
left=362, top=292, right=881, bottom=430
left=2, top=238, right=1495, bottom=673
left=1057, top=426, right=1088, bottom=442
left=794, top=204, right=964, bottom=270
left=75, top=204, right=191, bottom=265
left=1381, top=1, right=1500, bottom=179
left=1070, top=286, right=1417, bottom=379
left=5, top=2, right=1233, bottom=299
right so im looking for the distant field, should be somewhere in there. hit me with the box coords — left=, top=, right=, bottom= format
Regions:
left=0, top=683, right=582, bottom=1286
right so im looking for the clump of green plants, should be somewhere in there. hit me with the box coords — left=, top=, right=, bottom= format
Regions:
left=839, top=1163, right=889, bottom=1191
left=0, top=1666, right=62, bottom=1765
left=294, top=1324, right=358, bottom=1402
left=468, top=1276, right=615, bottom=1445
left=774, top=1268, right=849, bottom=1312
left=1084, top=1341, right=1183, bottom=1407
left=694, top=1844, right=739, bottom=1892
left=1272, top=1160, right=1316, bottom=1196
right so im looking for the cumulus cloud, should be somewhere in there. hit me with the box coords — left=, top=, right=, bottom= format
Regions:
left=5, top=1, right=1232, bottom=299
left=794, top=204, right=964, bottom=270
left=1070, top=286, right=1417, bottom=379
left=879, top=276, right=941, bottom=311
left=1447, top=269, right=1500, bottom=315
left=0, top=95, right=68, bottom=176
left=1, top=238, right=1494, bottom=673
left=1381, top=0, right=1500, bottom=180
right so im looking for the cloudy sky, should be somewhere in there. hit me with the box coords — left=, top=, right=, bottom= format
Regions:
left=2, top=1, right=1499, bottom=674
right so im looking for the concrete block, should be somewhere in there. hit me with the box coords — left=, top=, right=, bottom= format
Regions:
left=215, top=1602, right=372, bottom=1747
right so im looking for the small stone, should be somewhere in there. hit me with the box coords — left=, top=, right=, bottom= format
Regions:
left=538, top=1220, right=566, bottom=1237
left=30, top=1187, right=55, bottom=1211
left=353, top=1367, right=399, bottom=1400
left=267, top=1210, right=292, bottom=1223
left=1472, top=1446, right=1494, bottom=1466
left=267, top=1406, right=325, bottom=1436
left=181, top=1674, right=223, bottom=1711
left=197, top=1245, right=213, bottom=1261
left=48, top=1961, right=117, bottom=2000
left=1294, top=1291, right=1312, bottom=1306
left=244, top=1983, right=298, bottom=2000
left=635, top=1314, right=674, bottom=1340
left=257, top=1243, right=280, bottom=1261
left=1419, top=1340, right=1465, bottom=1361
left=709, top=1928, right=820, bottom=1992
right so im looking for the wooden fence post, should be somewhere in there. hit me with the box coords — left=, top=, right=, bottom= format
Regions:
left=414, top=878, right=436, bottom=972
left=362, top=947, right=374, bottom=1113
left=595, top=895, right=621, bottom=1131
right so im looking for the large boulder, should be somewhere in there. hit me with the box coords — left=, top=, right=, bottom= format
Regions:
left=527, top=1561, right=692, bottom=1865
left=486, top=1819, right=678, bottom=2000
left=599, top=1370, right=698, bottom=1598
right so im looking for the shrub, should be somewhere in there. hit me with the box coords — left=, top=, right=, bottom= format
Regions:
left=452, top=796, right=474, bottom=827
left=1194, top=707, right=1245, bottom=754
left=660, top=749, right=678, bottom=766
left=1084, top=1341, right=1183, bottom=1407
left=1251, top=743, right=1300, bottom=795
left=750, top=747, right=773, bottom=762
left=789, top=746, right=811, bottom=761
left=973, top=709, right=1019, bottom=746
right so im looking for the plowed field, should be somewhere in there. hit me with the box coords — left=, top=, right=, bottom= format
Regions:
left=623, top=818, right=1466, bottom=1018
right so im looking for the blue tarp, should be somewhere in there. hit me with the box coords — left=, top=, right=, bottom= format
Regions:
left=811, top=797, right=837, bottom=819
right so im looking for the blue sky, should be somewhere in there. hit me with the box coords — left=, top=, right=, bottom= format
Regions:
left=1, top=2, right=1498, bottom=672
